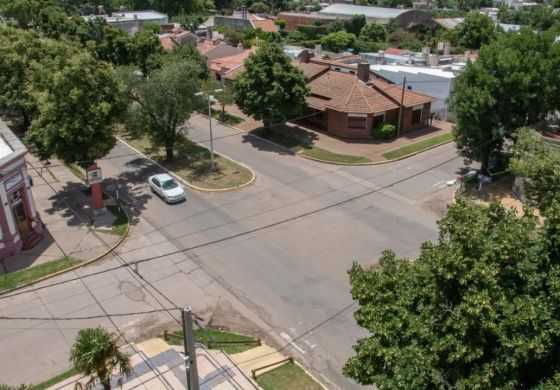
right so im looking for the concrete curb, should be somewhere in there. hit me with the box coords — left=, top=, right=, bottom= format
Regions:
left=116, top=136, right=256, bottom=193
left=206, top=113, right=454, bottom=167
left=292, top=360, right=330, bottom=390
left=297, top=137, right=454, bottom=166
left=0, top=208, right=130, bottom=297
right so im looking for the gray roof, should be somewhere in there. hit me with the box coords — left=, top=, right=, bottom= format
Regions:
left=84, top=10, right=168, bottom=23
left=204, top=43, right=245, bottom=61
left=435, top=17, right=521, bottom=32
left=319, top=4, right=407, bottom=19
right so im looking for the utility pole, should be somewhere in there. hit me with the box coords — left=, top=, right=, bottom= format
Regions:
left=182, top=306, right=200, bottom=390
left=397, top=76, right=407, bottom=138
left=207, top=94, right=215, bottom=171
left=195, top=89, right=222, bottom=171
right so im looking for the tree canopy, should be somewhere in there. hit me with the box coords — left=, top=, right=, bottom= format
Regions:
left=124, top=57, right=203, bottom=161
left=320, top=31, right=357, bottom=52
left=26, top=50, right=125, bottom=166
left=510, top=127, right=560, bottom=212
left=450, top=28, right=560, bottom=172
left=233, top=42, right=309, bottom=129
left=345, top=199, right=560, bottom=389
left=456, top=11, right=496, bottom=49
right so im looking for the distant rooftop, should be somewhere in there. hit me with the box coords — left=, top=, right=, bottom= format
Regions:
left=319, top=4, right=408, bottom=19
left=370, top=64, right=457, bottom=79
left=84, top=10, right=167, bottom=23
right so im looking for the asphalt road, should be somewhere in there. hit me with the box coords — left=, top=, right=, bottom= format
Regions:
left=0, top=117, right=464, bottom=389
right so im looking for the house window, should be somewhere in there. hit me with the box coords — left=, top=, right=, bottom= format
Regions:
left=412, top=107, right=422, bottom=124
left=348, top=116, right=366, bottom=129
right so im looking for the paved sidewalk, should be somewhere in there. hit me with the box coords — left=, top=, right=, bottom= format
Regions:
left=0, top=154, right=119, bottom=273
left=49, top=338, right=261, bottom=390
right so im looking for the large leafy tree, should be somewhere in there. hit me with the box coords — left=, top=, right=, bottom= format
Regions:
left=320, top=31, right=357, bottom=52
left=233, top=42, right=308, bottom=130
left=510, top=127, right=560, bottom=212
left=456, top=11, right=496, bottom=49
left=26, top=51, right=125, bottom=166
left=345, top=199, right=560, bottom=389
left=359, top=23, right=386, bottom=43
left=450, top=28, right=560, bottom=173
left=70, top=327, right=130, bottom=390
left=125, top=58, right=202, bottom=161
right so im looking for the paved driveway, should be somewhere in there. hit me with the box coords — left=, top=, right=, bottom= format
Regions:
left=0, top=117, right=463, bottom=389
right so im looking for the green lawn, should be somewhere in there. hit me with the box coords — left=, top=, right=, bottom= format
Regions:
left=0, top=257, right=81, bottom=292
left=301, top=146, right=370, bottom=164
left=121, top=134, right=253, bottom=190
left=31, top=368, right=79, bottom=390
left=383, top=132, right=454, bottom=160
left=253, top=127, right=371, bottom=164
left=165, top=328, right=260, bottom=354
left=256, top=362, right=323, bottom=390
left=211, top=108, right=243, bottom=126
left=106, top=205, right=129, bottom=236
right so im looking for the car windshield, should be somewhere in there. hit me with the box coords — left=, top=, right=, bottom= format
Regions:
left=162, top=179, right=178, bottom=190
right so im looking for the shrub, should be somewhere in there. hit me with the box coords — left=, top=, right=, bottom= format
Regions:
left=373, top=123, right=396, bottom=139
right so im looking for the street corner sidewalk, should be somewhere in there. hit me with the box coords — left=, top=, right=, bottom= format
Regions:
left=50, top=338, right=261, bottom=390
left=0, top=154, right=122, bottom=274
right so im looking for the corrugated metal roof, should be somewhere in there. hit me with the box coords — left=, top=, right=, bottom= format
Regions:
left=319, top=4, right=407, bottom=19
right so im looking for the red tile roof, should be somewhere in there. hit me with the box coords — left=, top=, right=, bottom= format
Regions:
left=249, top=14, right=278, bottom=33
left=307, top=71, right=400, bottom=114
left=385, top=47, right=409, bottom=55
left=369, top=79, right=433, bottom=107
left=292, top=61, right=329, bottom=80
left=209, top=49, right=254, bottom=74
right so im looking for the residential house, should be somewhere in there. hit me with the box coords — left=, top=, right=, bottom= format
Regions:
left=159, top=24, right=197, bottom=51
left=223, top=51, right=434, bottom=139
left=0, top=120, right=43, bottom=259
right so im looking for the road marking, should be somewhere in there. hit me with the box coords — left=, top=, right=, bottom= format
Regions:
left=280, top=331, right=307, bottom=354
left=304, top=339, right=317, bottom=349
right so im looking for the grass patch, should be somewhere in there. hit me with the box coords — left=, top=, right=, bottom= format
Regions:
left=65, top=163, right=86, bottom=181
left=106, top=205, right=128, bottom=236
left=301, top=146, right=370, bottom=164
left=211, top=108, right=243, bottom=126
left=120, top=133, right=253, bottom=190
left=0, top=257, right=81, bottom=292
left=31, top=367, right=79, bottom=390
left=253, top=126, right=370, bottom=164
left=256, top=362, right=323, bottom=390
left=383, top=132, right=454, bottom=160
left=164, top=328, right=260, bottom=354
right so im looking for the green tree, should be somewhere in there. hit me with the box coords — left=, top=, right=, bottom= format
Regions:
left=450, top=29, right=560, bottom=173
left=26, top=51, right=124, bottom=166
left=233, top=42, right=308, bottom=130
left=125, top=58, right=202, bottom=161
left=510, top=127, right=560, bottom=212
left=456, top=11, right=496, bottom=49
left=359, top=23, right=386, bottom=43
left=130, top=30, right=163, bottom=76
left=70, top=327, right=130, bottom=390
left=320, top=31, right=356, bottom=52
left=344, top=14, right=366, bottom=35
left=345, top=199, right=560, bottom=389
left=249, top=1, right=270, bottom=13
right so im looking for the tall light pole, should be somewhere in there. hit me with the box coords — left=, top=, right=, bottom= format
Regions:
left=196, top=88, right=222, bottom=171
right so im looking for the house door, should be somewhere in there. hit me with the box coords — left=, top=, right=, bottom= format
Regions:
left=11, top=191, right=30, bottom=239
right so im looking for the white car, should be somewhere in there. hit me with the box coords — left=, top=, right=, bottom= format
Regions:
left=148, top=174, right=186, bottom=203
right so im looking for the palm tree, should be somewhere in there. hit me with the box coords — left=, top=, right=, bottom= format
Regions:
left=70, top=327, right=131, bottom=390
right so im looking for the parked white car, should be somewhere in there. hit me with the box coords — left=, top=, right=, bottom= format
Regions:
left=148, top=174, right=186, bottom=203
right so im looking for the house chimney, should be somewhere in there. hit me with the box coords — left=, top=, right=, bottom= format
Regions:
left=357, top=62, right=370, bottom=82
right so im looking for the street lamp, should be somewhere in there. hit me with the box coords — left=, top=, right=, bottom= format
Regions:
left=195, top=88, right=222, bottom=171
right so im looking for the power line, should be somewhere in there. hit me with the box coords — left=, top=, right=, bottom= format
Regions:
left=0, top=308, right=181, bottom=321
left=0, top=152, right=460, bottom=302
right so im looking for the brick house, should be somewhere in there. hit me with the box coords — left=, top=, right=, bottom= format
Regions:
left=298, top=58, right=433, bottom=138
left=218, top=50, right=434, bottom=139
